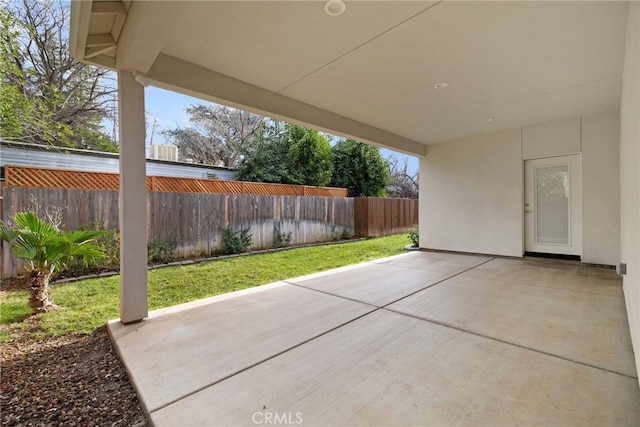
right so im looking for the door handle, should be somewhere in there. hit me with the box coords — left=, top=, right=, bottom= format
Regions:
left=525, top=210, right=533, bottom=213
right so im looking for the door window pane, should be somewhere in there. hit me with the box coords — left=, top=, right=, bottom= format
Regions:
left=536, top=165, right=569, bottom=245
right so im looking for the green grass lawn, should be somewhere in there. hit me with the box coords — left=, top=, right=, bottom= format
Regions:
left=1, top=234, right=408, bottom=341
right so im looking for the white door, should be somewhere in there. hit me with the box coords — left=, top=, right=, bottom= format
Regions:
left=524, top=154, right=582, bottom=256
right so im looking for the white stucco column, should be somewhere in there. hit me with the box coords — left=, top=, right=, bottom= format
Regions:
left=118, top=70, right=148, bottom=323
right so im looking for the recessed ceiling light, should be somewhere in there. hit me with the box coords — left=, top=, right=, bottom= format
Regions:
left=483, top=117, right=494, bottom=123
left=433, top=82, right=448, bottom=90
left=325, top=0, right=346, bottom=16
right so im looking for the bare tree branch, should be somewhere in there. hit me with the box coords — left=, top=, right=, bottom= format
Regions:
left=1, top=0, right=117, bottom=150
left=386, top=155, right=419, bottom=199
left=163, top=104, right=265, bottom=167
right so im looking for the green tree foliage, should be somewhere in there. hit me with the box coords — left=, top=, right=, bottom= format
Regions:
left=234, top=121, right=334, bottom=187
left=0, top=0, right=117, bottom=151
left=0, top=212, right=105, bottom=313
left=331, top=139, right=391, bottom=197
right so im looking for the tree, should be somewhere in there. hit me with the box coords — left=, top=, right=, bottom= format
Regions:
left=331, top=139, right=391, bottom=197
left=0, top=212, right=105, bottom=313
left=386, top=156, right=419, bottom=199
left=162, top=127, right=221, bottom=165
left=0, top=0, right=117, bottom=151
left=234, top=121, right=334, bottom=186
left=163, top=104, right=265, bottom=166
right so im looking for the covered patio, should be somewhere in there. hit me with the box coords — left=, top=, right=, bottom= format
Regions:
left=109, top=251, right=639, bottom=425
left=70, top=1, right=640, bottom=421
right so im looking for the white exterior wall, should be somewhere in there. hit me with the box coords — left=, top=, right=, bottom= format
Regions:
left=420, top=111, right=620, bottom=263
left=420, top=129, right=523, bottom=257
left=419, top=0, right=640, bottom=391
left=582, top=111, right=621, bottom=265
left=522, top=117, right=581, bottom=160
left=522, top=112, right=620, bottom=265
left=619, top=0, right=640, bottom=384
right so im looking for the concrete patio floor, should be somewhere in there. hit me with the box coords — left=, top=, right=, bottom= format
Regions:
left=108, top=251, right=640, bottom=426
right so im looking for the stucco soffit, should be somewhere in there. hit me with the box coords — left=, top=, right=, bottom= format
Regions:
left=146, top=54, right=426, bottom=157
left=116, top=1, right=185, bottom=74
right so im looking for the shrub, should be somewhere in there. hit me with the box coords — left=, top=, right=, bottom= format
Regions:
left=273, top=229, right=292, bottom=248
left=408, top=225, right=419, bottom=247
left=221, top=228, right=252, bottom=254
left=95, top=228, right=120, bottom=268
left=62, top=227, right=120, bottom=276
left=340, top=228, right=353, bottom=240
left=331, top=225, right=353, bottom=241
left=148, top=239, right=178, bottom=263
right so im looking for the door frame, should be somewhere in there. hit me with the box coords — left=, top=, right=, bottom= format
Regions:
left=524, top=154, right=582, bottom=257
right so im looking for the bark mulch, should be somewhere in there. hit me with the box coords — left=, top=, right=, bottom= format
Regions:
left=0, top=328, right=148, bottom=427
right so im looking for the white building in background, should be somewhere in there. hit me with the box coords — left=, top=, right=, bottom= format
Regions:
left=0, top=140, right=234, bottom=181
left=149, top=144, right=178, bottom=162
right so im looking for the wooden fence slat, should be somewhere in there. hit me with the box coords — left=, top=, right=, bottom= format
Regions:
left=353, top=197, right=418, bottom=238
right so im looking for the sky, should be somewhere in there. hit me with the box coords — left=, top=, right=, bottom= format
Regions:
left=139, top=86, right=419, bottom=176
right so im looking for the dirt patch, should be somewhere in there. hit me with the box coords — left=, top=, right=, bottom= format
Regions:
left=0, top=278, right=28, bottom=292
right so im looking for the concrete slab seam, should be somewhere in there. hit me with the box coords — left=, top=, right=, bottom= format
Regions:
left=383, top=307, right=638, bottom=380
left=378, top=257, right=497, bottom=308
left=147, top=306, right=381, bottom=415
left=283, top=280, right=381, bottom=308
left=285, top=258, right=497, bottom=309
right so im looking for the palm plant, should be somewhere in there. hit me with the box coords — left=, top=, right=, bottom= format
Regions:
left=0, top=212, right=105, bottom=313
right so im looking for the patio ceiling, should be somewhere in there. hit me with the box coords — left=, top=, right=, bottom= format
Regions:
left=70, top=0, right=629, bottom=156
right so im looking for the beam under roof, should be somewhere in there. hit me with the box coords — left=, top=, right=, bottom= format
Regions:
left=115, top=1, right=185, bottom=74
left=147, top=54, right=427, bottom=157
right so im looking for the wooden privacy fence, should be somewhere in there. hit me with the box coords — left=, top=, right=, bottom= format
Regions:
left=1, top=186, right=354, bottom=279
left=354, top=197, right=418, bottom=237
left=3, top=165, right=348, bottom=197
left=1, top=183, right=418, bottom=278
